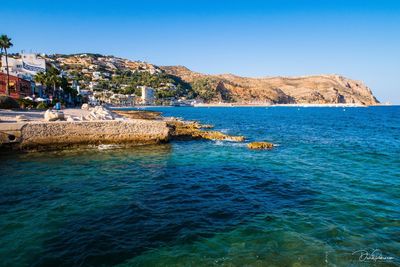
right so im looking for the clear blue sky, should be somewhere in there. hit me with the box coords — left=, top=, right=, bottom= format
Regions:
left=3, top=0, right=400, bottom=103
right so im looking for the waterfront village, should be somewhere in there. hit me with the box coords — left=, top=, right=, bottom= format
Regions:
left=0, top=43, right=260, bottom=151
left=0, top=35, right=374, bottom=151
left=0, top=52, right=200, bottom=108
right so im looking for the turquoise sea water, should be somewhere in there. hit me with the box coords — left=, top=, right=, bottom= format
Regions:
left=0, top=106, right=399, bottom=266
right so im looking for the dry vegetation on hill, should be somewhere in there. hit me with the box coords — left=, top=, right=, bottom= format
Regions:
left=161, top=66, right=379, bottom=105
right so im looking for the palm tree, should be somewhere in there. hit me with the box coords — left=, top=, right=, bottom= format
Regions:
left=46, top=73, right=61, bottom=98
left=0, top=35, right=13, bottom=96
left=34, top=72, right=47, bottom=96
left=34, top=72, right=46, bottom=85
left=45, top=66, right=61, bottom=97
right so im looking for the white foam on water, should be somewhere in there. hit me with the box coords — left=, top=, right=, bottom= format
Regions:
left=97, top=144, right=121, bottom=150
left=213, top=140, right=247, bottom=147
left=214, top=140, right=224, bottom=146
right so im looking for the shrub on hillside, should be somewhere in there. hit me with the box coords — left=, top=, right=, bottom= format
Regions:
left=0, top=95, right=20, bottom=109
left=191, top=78, right=218, bottom=102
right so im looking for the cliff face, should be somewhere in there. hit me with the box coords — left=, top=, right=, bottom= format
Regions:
left=161, top=66, right=379, bottom=105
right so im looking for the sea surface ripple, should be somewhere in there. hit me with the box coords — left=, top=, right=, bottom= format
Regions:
left=0, top=106, right=399, bottom=266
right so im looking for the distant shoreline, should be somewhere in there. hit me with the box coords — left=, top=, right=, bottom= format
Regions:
left=114, top=103, right=398, bottom=109
left=193, top=103, right=370, bottom=108
left=109, top=103, right=398, bottom=109
left=195, top=103, right=397, bottom=107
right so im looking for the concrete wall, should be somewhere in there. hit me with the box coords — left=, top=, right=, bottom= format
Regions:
left=0, top=119, right=170, bottom=151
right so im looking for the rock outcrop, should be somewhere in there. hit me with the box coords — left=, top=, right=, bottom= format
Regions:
left=113, top=110, right=245, bottom=142
left=81, top=103, right=90, bottom=110
left=247, top=141, right=274, bottom=150
left=166, top=120, right=245, bottom=142
left=44, top=109, right=65, bottom=121
left=85, top=106, right=114, bottom=121
left=113, top=110, right=163, bottom=120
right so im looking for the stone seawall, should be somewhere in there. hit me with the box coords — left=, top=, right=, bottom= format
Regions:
left=0, top=120, right=170, bottom=151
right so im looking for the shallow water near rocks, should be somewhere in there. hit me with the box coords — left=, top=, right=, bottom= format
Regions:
left=0, top=106, right=399, bottom=266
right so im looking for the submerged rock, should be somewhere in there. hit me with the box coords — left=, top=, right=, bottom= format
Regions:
left=247, top=141, right=274, bottom=150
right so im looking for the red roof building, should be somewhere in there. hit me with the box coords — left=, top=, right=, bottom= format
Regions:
left=0, top=72, right=32, bottom=99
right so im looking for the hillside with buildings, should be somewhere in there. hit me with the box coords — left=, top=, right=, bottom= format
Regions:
left=1, top=53, right=379, bottom=106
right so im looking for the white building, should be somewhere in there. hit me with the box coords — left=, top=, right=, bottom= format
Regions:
left=139, top=86, right=154, bottom=105
left=89, top=81, right=98, bottom=90
left=1, top=53, right=46, bottom=79
left=92, top=71, right=102, bottom=80
left=92, top=91, right=135, bottom=106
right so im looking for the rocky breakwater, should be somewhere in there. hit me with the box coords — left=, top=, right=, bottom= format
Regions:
left=114, top=110, right=245, bottom=142
left=0, top=106, right=170, bottom=151
left=1, top=106, right=247, bottom=151
left=18, top=120, right=169, bottom=151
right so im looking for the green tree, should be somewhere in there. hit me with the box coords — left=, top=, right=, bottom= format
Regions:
left=93, top=80, right=111, bottom=91
left=34, top=66, right=62, bottom=98
left=60, top=76, right=78, bottom=100
left=33, top=72, right=46, bottom=85
left=0, top=35, right=13, bottom=96
left=33, top=72, right=47, bottom=96
left=45, top=67, right=62, bottom=97
left=109, top=71, right=196, bottom=100
left=134, top=87, right=142, bottom=96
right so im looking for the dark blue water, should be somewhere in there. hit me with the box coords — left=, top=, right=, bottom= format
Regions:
left=0, top=106, right=399, bottom=266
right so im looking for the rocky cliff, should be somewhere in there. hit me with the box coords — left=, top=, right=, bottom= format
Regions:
left=161, top=66, right=379, bottom=105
